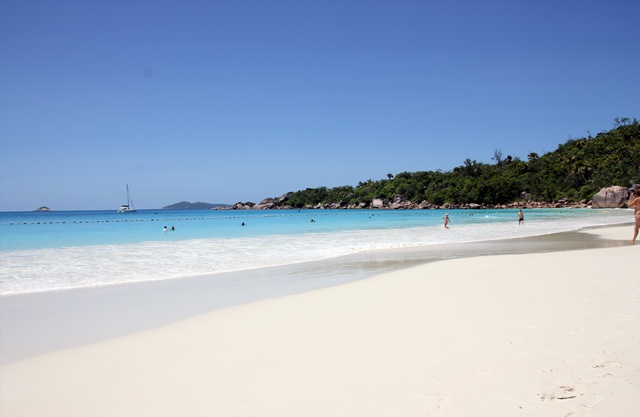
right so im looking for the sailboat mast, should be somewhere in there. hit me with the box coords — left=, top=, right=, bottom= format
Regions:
left=127, top=184, right=134, bottom=209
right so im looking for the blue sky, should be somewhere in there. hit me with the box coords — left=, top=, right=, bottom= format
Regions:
left=1, top=0, right=638, bottom=211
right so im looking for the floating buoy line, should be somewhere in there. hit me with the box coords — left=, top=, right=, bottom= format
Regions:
left=0, top=209, right=444, bottom=227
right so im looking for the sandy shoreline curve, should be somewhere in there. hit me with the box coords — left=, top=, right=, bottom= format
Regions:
left=0, top=223, right=632, bottom=365
left=1, top=225, right=638, bottom=416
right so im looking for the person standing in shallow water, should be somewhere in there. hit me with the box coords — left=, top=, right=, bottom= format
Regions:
left=518, top=210, right=524, bottom=225
left=628, top=188, right=640, bottom=244
left=443, top=213, right=450, bottom=229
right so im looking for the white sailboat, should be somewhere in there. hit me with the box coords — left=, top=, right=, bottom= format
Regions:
left=117, top=184, right=137, bottom=213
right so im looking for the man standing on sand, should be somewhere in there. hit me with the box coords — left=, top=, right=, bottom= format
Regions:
left=518, top=210, right=524, bottom=225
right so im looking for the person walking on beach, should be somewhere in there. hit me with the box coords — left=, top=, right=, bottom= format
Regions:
left=628, top=188, right=640, bottom=244
left=444, top=213, right=450, bottom=229
left=518, top=210, right=524, bottom=225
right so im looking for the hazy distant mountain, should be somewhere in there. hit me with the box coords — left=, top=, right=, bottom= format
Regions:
left=162, top=201, right=231, bottom=210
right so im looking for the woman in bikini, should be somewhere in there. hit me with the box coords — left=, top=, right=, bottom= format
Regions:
left=628, top=188, right=640, bottom=245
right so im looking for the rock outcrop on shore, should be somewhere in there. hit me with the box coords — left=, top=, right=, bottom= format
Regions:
left=591, top=186, right=631, bottom=209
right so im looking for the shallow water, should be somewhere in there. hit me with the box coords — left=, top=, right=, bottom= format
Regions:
left=0, top=208, right=632, bottom=294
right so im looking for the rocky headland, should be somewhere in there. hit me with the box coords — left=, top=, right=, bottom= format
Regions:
left=216, top=185, right=636, bottom=211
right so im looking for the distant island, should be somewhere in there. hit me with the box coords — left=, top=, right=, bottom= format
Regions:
left=34, top=206, right=52, bottom=212
left=162, top=201, right=231, bottom=210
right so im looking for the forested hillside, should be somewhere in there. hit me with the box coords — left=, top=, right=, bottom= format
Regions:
left=275, top=119, right=639, bottom=208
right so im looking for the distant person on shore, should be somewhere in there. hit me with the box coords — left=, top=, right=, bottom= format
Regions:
left=444, top=213, right=450, bottom=229
left=518, top=210, right=524, bottom=225
left=628, top=188, right=640, bottom=244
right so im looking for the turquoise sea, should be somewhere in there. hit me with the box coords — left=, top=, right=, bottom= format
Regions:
left=0, top=208, right=632, bottom=295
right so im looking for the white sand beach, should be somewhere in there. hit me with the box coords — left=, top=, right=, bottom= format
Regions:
left=1, top=225, right=639, bottom=417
